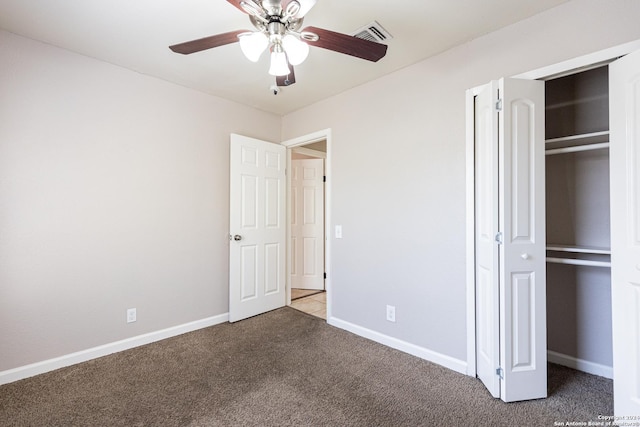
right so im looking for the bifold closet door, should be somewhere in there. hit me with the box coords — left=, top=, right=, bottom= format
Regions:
left=498, top=78, right=547, bottom=403
left=610, top=50, right=640, bottom=418
left=475, top=81, right=501, bottom=399
left=474, top=78, right=546, bottom=403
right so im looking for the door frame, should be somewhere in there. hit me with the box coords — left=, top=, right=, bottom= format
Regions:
left=282, top=129, right=332, bottom=320
left=465, top=39, right=640, bottom=377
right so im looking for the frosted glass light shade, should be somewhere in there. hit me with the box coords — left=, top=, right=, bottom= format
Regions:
left=282, top=34, right=309, bottom=66
left=238, top=32, right=268, bottom=62
left=268, top=49, right=290, bottom=76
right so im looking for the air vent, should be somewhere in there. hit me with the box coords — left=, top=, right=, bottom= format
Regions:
left=351, top=21, right=392, bottom=43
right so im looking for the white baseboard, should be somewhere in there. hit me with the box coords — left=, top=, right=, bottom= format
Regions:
left=0, top=313, right=229, bottom=386
left=327, top=316, right=467, bottom=375
left=547, top=350, right=613, bottom=379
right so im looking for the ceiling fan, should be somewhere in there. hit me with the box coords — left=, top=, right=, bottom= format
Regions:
left=169, top=0, right=388, bottom=88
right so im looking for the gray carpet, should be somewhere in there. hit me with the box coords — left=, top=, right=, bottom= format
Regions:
left=0, top=307, right=613, bottom=426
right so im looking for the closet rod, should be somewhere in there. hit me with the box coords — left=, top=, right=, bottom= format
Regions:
left=546, top=257, right=611, bottom=268
left=546, top=245, right=611, bottom=255
left=545, top=142, right=609, bottom=156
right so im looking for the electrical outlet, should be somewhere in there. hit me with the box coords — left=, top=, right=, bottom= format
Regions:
left=386, top=305, right=396, bottom=322
left=127, top=308, right=137, bottom=323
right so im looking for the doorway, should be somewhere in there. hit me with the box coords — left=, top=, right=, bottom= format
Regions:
left=289, top=141, right=326, bottom=319
left=282, top=129, right=332, bottom=321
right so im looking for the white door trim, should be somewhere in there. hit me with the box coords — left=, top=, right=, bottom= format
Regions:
left=466, top=84, right=486, bottom=377
left=514, top=39, right=640, bottom=81
left=609, top=49, right=640, bottom=418
left=292, top=146, right=327, bottom=159
left=282, top=129, right=332, bottom=320
left=466, top=39, right=640, bottom=382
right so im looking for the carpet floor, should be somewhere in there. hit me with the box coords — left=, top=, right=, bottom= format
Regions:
left=0, top=307, right=613, bottom=426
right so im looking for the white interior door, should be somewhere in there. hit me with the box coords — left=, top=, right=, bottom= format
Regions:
left=474, top=81, right=501, bottom=398
left=229, top=134, right=286, bottom=322
left=610, top=50, right=640, bottom=418
left=498, top=77, right=546, bottom=402
left=290, top=158, right=325, bottom=290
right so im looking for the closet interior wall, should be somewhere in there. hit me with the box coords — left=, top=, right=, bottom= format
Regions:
left=545, top=66, right=613, bottom=373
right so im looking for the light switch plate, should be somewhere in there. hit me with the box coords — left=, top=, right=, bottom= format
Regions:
left=127, top=308, right=137, bottom=323
left=335, top=225, right=342, bottom=239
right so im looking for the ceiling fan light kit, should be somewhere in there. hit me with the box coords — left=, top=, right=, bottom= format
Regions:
left=281, top=34, right=308, bottom=65
left=238, top=31, right=268, bottom=62
left=169, top=0, right=388, bottom=86
left=268, top=43, right=290, bottom=76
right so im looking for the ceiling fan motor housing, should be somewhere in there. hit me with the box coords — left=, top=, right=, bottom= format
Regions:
left=267, top=20, right=286, bottom=38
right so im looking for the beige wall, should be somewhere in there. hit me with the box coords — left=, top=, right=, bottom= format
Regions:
left=282, top=0, right=640, bottom=363
left=0, top=30, right=280, bottom=371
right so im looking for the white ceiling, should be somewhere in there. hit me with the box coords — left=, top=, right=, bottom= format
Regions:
left=0, top=0, right=569, bottom=115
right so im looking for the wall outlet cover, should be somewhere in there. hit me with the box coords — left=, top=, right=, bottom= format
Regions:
left=386, top=305, right=396, bottom=322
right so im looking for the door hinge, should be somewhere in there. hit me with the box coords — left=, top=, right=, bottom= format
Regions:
left=323, top=175, right=326, bottom=183
left=324, top=272, right=327, bottom=279
left=496, top=367, right=504, bottom=380
left=495, top=232, right=503, bottom=245
left=495, top=99, right=503, bottom=111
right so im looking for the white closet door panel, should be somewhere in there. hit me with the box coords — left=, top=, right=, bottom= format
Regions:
left=610, top=50, right=640, bottom=418
left=499, top=78, right=547, bottom=402
left=474, top=81, right=501, bottom=398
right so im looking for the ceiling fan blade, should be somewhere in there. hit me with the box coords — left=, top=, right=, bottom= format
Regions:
left=302, top=26, right=387, bottom=62
left=276, top=65, right=296, bottom=87
left=169, top=30, right=247, bottom=55
left=226, top=0, right=247, bottom=13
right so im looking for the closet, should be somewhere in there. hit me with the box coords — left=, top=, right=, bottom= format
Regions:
left=469, top=48, right=640, bottom=415
left=544, top=66, right=613, bottom=377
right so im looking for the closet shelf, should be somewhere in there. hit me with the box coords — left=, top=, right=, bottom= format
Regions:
left=546, top=257, right=611, bottom=268
left=545, top=131, right=610, bottom=155
left=545, top=130, right=609, bottom=144
left=546, top=245, right=611, bottom=255
left=545, top=94, right=609, bottom=110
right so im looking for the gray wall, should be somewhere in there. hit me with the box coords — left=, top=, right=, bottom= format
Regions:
left=282, top=0, right=640, bottom=365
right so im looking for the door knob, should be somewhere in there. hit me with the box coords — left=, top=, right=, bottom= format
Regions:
left=521, top=253, right=530, bottom=260
left=233, top=235, right=242, bottom=241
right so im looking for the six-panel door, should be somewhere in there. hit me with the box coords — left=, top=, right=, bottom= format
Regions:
left=229, top=134, right=286, bottom=322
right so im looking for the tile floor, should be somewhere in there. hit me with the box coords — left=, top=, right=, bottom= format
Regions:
left=290, top=289, right=326, bottom=320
